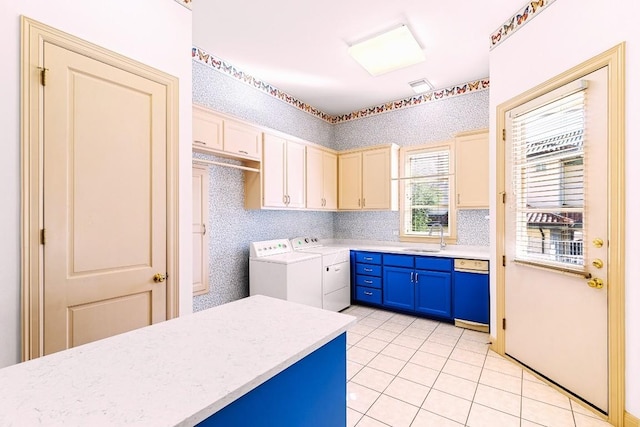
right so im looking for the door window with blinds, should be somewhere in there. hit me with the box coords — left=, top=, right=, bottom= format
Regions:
left=400, top=142, right=455, bottom=240
left=509, top=82, right=586, bottom=269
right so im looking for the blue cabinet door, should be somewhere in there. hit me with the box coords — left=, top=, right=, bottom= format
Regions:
left=453, top=271, right=489, bottom=324
left=382, top=267, right=414, bottom=311
left=414, top=270, right=452, bottom=319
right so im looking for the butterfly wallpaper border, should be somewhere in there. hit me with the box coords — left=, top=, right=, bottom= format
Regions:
left=192, top=46, right=489, bottom=124
left=490, top=0, right=556, bottom=50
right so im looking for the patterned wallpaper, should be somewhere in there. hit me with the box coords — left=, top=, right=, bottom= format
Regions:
left=192, top=61, right=490, bottom=311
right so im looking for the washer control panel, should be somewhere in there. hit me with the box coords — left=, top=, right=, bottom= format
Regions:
left=250, top=239, right=292, bottom=257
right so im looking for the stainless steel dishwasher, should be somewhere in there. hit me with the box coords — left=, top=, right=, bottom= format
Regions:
left=453, top=259, right=490, bottom=332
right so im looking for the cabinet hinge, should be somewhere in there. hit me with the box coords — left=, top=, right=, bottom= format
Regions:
left=502, top=318, right=507, bottom=330
left=502, top=128, right=506, bottom=141
left=40, top=229, right=46, bottom=245
left=502, top=255, right=506, bottom=267
left=38, top=67, right=49, bottom=86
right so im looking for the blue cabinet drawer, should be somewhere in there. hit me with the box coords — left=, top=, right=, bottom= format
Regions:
left=383, top=254, right=414, bottom=268
left=355, top=286, right=382, bottom=305
left=355, top=252, right=382, bottom=264
left=356, top=263, right=382, bottom=277
left=415, top=256, right=453, bottom=272
left=356, top=275, right=382, bottom=289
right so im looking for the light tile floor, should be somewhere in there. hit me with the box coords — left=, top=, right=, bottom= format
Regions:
left=342, top=305, right=612, bottom=427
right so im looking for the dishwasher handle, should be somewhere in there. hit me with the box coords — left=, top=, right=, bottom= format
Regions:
left=454, top=267, right=488, bottom=274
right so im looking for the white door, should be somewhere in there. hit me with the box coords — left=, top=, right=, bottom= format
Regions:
left=43, top=42, right=168, bottom=355
left=504, top=68, right=608, bottom=412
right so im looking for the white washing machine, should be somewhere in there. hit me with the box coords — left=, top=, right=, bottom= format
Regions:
left=290, top=237, right=351, bottom=312
left=249, top=239, right=323, bottom=308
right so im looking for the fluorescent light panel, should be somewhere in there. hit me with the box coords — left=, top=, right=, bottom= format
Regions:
left=409, top=79, right=434, bottom=93
left=348, top=25, right=425, bottom=76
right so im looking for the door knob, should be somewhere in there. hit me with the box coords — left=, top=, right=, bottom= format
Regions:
left=587, top=278, right=604, bottom=289
left=153, top=273, right=166, bottom=283
left=592, top=238, right=604, bottom=248
left=592, top=259, right=604, bottom=269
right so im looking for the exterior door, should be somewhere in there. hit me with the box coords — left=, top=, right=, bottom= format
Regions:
left=43, top=42, right=168, bottom=355
left=504, top=68, right=608, bottom=412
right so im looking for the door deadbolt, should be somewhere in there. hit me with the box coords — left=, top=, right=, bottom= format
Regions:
left=592, top=259, right=604, bottom=269
left=592, top=238, right=604, bottom=248
left=587, top=278, right=604, bottom=289
left=153, top=273, right=166, bottom=283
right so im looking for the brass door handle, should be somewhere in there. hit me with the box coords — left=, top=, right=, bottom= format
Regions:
left=587, top=278, right=604, bottom=289
left=592, top=259, right=603, bottom=269
left=593, top=238, right=604, bottom=248
left=153, top=273, right=166, bottom=283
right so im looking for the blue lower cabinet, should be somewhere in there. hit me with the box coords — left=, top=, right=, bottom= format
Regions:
left=199, top=334, right=347, bottom=427
left=415, top=270, right=452, bottom=318
left=382, top=265, right=453, bottom=320
left=355, top=286, right=382, bottom=305
left=382, top=267, right=414, bottom=311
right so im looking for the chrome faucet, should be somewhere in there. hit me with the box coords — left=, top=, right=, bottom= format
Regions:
left=429, top=222, right=446, bottom=249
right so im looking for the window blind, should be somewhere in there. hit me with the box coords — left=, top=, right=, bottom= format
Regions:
left=511, top=89, right=586, bottom=267
left=403, top=148, right=451, bottom=235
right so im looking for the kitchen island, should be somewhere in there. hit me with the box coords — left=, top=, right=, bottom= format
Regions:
left=0, top=295, right=355, bottom=426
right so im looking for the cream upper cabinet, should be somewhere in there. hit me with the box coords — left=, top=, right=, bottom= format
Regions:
left=455, top=129, right=489, bottom=208
left=338, top=145, right=398, bottom=211
left=192, top=105, right=261, bottom=161
left=224, top=119, right=262, bottom=160
left=193, top=105, right=223, bottom=152
left=338, top=152, right=362, bottom=209
left=306, top=146, right=337, bottom=210
left=262, top=133, right=306, bottom=209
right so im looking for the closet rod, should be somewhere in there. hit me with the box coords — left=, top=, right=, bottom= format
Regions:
left=192, top=158, right=260, bottom=173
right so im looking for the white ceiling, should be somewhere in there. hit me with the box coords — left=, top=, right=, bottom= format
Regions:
left=193, top=1, right=514, bottom=116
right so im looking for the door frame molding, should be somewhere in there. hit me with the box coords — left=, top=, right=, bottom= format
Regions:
left=20, top=17, right=180, bottom=360
left=495, top=43, right=625, bottom=425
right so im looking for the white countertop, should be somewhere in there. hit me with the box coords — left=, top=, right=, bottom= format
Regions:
left=324, top=239, right=490, bottom=261
left=0, top=295, right=356, bottom=427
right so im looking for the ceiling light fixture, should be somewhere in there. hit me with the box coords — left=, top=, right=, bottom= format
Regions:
left=409, top=79, right=434, bottom=94
left=348, top=25, right=425, bottom=76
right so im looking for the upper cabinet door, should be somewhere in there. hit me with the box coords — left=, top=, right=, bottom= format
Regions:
left=306, top=146, right=325, bottom=210
left=338, top=152, right=362, bottom=210
left=262, top=133, right=287, bottom=208
left=285, top=141, right=306, bottom=208
left=193, top=106, right=223, bottom=152
left=224, top=119, right=262, bottom=160
left=323, top=151, right=338, bottom=210
left=362, top=148, right=391, bottom=209
left=455, top=130, right=489, bottom=208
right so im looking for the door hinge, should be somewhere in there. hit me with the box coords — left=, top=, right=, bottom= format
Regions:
left=502, top=318, right=506, bottom=330
left=502, top=192, right=506, bottom=203
left=40, top=229, right=46, bottom=245
left=38, top=67, right=49, bottom=86
left=502, top=255, right=506, bottom=266
left=502, top=128, right=506, bottom=141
